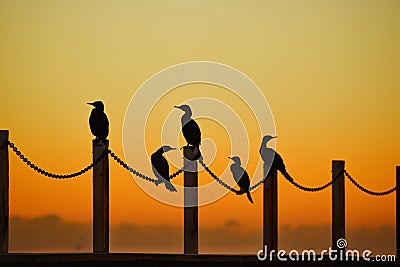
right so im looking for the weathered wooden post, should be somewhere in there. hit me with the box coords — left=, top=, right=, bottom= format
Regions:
left=93, top=140, right=109, bottom=253
left=264, top=166, right=278, bottom=254
left=332, top=160, right=345, bottom=251
left=396, top=166, right=400, bottom=259
left=183, top=147, right=198, bottom=254
left=0, top=130, right=9, bottom=254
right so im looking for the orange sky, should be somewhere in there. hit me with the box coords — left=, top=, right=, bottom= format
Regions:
left=0, top=0, right=399, bottom=235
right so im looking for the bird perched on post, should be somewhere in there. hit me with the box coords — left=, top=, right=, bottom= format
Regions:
left=174, top=104, right=201, bottom=159
left=151, top=145, right=177, bottom=192
left=87, top=101, right=109, bottom=144
left=229, top=156, right=253, bottom=204
left=260, top=135, right=293, bottom=182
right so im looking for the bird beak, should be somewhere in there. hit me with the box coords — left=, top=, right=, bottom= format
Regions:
left=170, top=147, right=177, bottom=150
left=87, top=102, right=94, bottom=106
left=228, top=157, right=232, bottom=159
left=272, top=136, right=277, bottom=139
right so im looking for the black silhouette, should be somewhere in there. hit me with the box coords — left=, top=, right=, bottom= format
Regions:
left=229, top=156, right=253, bottom=204
left=260, top=135, right=293, bottom=182
left=151, top=146, right=177, bottom=192
left=88, top=101, right=109, bottom=143
left=174, top=104, right=201, bottom=159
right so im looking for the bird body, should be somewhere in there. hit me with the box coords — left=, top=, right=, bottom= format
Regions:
left=229, top=156, right=253, bottom=204
left=151, top=146, right=177, bottom=192
left=260, top=135, right=293, bottom=182
left=182, top=119, right=201, bottom=148
left=174, top=104, right=202, bottom=159
left=88, top=101, right=109, bottom=143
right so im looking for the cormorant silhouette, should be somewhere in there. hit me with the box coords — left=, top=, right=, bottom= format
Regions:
left=151, top=146, right=177, bottom=192
left=87, top=101, right=109, bottom=143
left=229, top=156, right=253, bottom=204
left=260, top=135, right=293, bottom=182
left=174, top=104, right=201, bottom=158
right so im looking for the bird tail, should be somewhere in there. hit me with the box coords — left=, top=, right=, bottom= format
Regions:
left=246, top=191, right=254, bottom=204
left=164, top=180, right=177, bottom=192
left=281, top=169, right=294, bottom=182
left=154, top=179, right=162, bottom=186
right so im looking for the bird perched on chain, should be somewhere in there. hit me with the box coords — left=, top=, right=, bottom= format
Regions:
left=229, top=156, right=253, bottom=204
left=260, top=135, right=293, bottom=182
left=87, top=101, right=109, bottom=144
left=174, top=104, right=202, bottom=160
left=151, top=145, right=177, bottom=192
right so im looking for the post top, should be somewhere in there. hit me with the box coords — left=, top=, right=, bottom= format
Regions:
left=183, top=146, right=201, bottom=161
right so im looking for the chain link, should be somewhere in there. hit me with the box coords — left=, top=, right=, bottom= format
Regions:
left=199, top=159, right=241, bottom=194
left=108, top=150, right=183, bottom=184
left=7, top=141, right=108, bottom=179
left=344, top=170, right=397, bottom=196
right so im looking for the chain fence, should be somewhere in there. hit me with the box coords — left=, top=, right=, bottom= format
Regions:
left=4, top=140, right=398, bottom=197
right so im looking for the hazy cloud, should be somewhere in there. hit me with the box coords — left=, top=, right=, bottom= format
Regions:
left=9, top=216, right=395, bottom=255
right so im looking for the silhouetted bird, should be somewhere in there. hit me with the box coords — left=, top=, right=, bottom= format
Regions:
left=174, top=104, right=201, bottom=158
left=151, top=146, right=177, bottom=192
left=260, top=135, right=293, bottom=182
left=229, top=156, right=253, bottom=204
left=88, top=101, right=109, bottom=143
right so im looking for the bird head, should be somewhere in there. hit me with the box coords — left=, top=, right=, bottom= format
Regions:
left=87, top=101, right=105, bottom=111
left=228, top=156, right=241, bottom=165
left=161, top=145, right=176, bottom=153
left=262, top=135, right=277, bottom=145
left=174, top=104, right=192, bottom=116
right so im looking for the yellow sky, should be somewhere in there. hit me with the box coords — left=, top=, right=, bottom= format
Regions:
left=0, top=0, right=399, bottom=232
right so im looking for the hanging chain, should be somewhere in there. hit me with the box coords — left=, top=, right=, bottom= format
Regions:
left=199, top=159, right=241, bottom=194
left=344, top=170, right=396, bottom=196
left=108, top=150, right=183, bottom=184
left=283, top=170, right=344, bottom=192
left=7, top=141, right=108, bottom=179
left=169, top=168, right=184, bottom=180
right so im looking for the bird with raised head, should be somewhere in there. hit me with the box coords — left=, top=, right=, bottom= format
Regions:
left=229, top=156, right=253, bottom=204
left=174, top=104, right=201, bottom=159
left=260, top=135, right=293, bottom=182
left=87, top=101, right=109, bottom=144
left=151, top=145, right=177, bottom=192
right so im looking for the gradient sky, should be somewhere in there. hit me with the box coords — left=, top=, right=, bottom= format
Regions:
left=0, top=0, right=399, bottom=243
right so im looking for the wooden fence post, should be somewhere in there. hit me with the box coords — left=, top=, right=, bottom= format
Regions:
left=93, top=140, right=109, bottom=253
left=264, top=166, right=278, bottom=254
left=396, top=166, right=399, bottom=259
left=332, top=160, right=345, bottom=252
left=183, top=147, right=198, bottom=254
left=0, top=130, right=9, bottom=254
